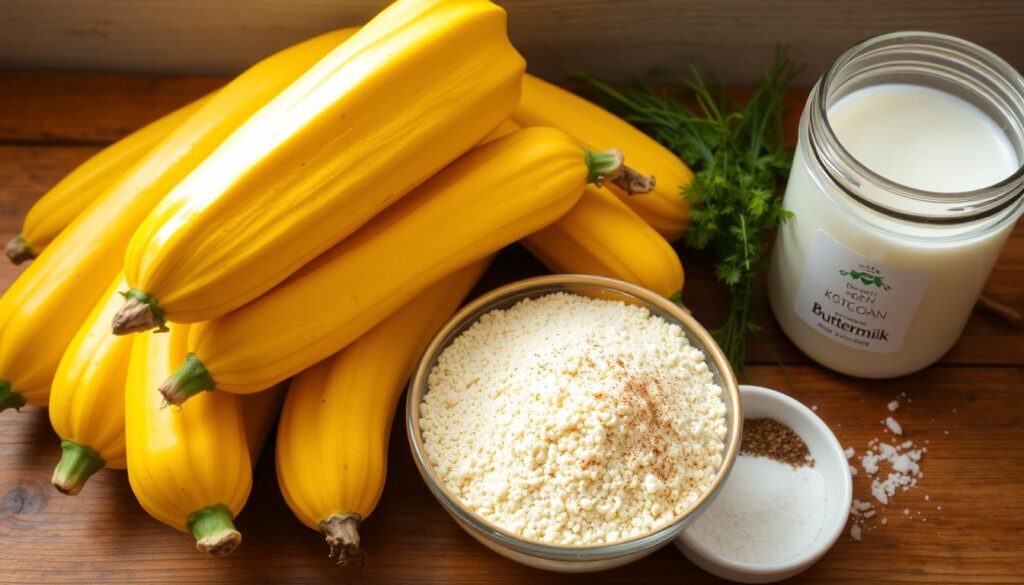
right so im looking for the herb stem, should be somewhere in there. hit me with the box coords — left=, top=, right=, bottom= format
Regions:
left=576, top=48, right=802, bottom=379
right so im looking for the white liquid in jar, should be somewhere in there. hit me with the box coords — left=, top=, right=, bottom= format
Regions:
left=828, top=84, right=1017, bottom=192
left=769, top=83, right=1020, bottom=378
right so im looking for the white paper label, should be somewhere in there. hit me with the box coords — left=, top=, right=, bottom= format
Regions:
left=793, top=230, right=931, bottom=354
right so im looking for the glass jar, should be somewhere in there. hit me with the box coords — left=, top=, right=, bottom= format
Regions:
left=767, top=31, right=1024, bottom=378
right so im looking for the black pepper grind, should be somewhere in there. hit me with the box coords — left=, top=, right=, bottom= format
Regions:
left=741, top=418, right=812, bottom=467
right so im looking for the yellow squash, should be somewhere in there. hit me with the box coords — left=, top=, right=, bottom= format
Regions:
left=115, top=0, right=525, bottom=332
left=487, top=120, right=685, bottom=298
left=125, top=323, right=251, bottom=555
left=512, top=74, right=694, bottom=241
left=523, top=185, right=685, bottom=299
left=49, top=274, right=133, bottom=495
left=159, top=127, right=639, bottom=404
left=5, top=94, right=212, bottom=264
left=0, top=28, right=356, bottom=413
left=276, top=259, right=490, bottom=565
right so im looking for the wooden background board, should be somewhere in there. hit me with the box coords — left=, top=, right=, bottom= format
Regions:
left=0, top=72, right=1022, bottom=583
left=1, top=1, right=1024, bottom=85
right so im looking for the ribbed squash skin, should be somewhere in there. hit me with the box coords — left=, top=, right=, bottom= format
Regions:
left=276, top=260, right=489, bottom=542
left=49, top=274, right=133, bottom=475
left=0, top=28, right=355, bottom=410
left=522, top=185, right=684, bottom=298
left=17, top=95, right=210, bottom=259
left=124, top=0, right=525, bottom=325
left=484, top=120, right=684, bottom=297
left=125, top=324, right=251, bottom=548
left=181, top=127, right=587, bottom=396
left=512, top=74, right=693, bottom=241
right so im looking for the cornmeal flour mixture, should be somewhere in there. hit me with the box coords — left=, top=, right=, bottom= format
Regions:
left=420, top=293, right=727, bottom=545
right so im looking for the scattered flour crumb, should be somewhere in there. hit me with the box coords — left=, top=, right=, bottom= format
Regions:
left=887, top=400, right=900, bottom=412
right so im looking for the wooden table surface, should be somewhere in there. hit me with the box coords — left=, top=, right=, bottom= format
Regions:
left=0, top=72, right=1021, bottom=584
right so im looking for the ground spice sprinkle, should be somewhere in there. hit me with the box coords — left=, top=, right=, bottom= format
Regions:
left=741, top=417, right=813, bottom=467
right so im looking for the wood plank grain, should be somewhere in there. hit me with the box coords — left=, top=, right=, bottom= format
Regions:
left=0, top=145, right=107, bottom=290
left=0, top=145, right=99, bottom=229
left=1, top=0, right=1023, bottom=86
left=0, top=73, right=219, bottom=144
left=1, top=365, right=1020, bottom=583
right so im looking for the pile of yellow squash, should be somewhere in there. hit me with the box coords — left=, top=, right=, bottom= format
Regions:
left=0, top=0, right=693, bottom=565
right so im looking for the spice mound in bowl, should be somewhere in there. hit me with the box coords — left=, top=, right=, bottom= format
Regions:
left=419, top=292, right=728, bottom=546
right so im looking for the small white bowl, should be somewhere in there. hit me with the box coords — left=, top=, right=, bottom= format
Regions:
left=675, top=384, right=852, bottom=583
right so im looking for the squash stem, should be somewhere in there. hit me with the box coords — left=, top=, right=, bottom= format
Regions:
left=0, top=380, right=26, bottom=412
left=4, top=234, right=36, bottom=265
left=111, top=288, right=168, bottom=335
left=52, top=440, right=105, bottom=495
left=158, top=353, right=216, bottom=407
left=321, top=513, right=365, bottom=568
left=188, top=504, right=241, bottom=555
left=582, top=148, right=656, bottom=195
left=612, top=166, right=657, bottom=195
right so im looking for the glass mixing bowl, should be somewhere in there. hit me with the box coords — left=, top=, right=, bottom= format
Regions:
left=406, top=274, right=742, bottom=572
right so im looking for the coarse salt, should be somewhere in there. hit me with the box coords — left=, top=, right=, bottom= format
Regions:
left=420, top=293, right=727, bottom=545
left=687, top=455, right=828, bottom=564
left=885, top=417, right=903, bottom=435
left=847, top=395, right=929, bottom=541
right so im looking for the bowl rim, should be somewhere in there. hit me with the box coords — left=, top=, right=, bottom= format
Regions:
left=405, top=273, right=742, bottom=560
left=676, top=384, right=854, bottom=578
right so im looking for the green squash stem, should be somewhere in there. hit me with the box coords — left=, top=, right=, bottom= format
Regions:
left=188, top=504, right=241, bottom=555
left=52, top=440, right=105, bottom=495
left=582, top=148, right=656, bottom=195
left=111, top=288, right=168, bottom=335
left=158, top=353, right=216, bottom=407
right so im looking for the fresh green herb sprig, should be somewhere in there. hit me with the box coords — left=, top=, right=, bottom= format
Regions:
left=575, top=48, right=802, bottom=380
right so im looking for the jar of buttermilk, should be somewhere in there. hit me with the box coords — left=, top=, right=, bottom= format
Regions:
left=768, top=32, right=1024, bottom=378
